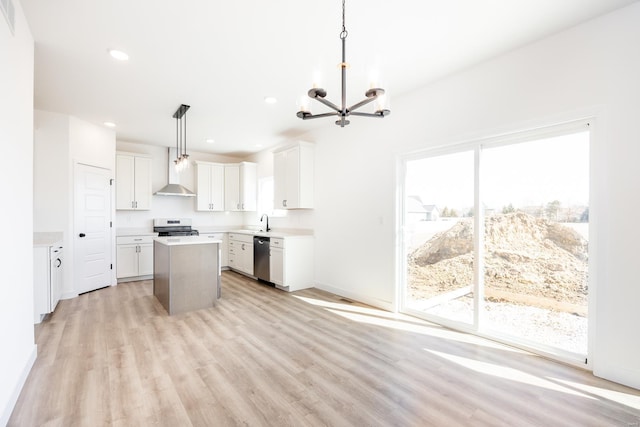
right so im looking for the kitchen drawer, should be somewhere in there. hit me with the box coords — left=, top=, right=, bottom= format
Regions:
left=271, top=238, right=285, bottom=248
left=228, top=233, right=253, bottom=243
left=117, top=235, right=154, bottom=245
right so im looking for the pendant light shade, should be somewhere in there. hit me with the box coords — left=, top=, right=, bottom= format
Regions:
left=174, top=104, right=190, bottom=172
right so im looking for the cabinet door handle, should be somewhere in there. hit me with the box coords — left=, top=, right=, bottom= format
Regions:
left=56, top=258, right=62, bottom=267
left=79, top=233, right=86, bottom=238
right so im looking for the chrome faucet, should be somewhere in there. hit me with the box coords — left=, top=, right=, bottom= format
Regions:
left=260, top=214, right=271, bottom=232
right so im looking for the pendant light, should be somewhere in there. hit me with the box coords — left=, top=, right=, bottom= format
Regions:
left=296, top=0, right=390, bottom=127
left=174, top=104, right=190, bottom=172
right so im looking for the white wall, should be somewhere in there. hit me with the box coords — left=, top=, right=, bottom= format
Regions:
left=33, top=112, right=69, bottom=232
left=0, top=1, right=36, bottom=424
left=33, top=111, right=117, bottom=297
left=308, top=3, right=640, bottom=389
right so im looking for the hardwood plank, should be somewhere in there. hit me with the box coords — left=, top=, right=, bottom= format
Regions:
left=8, top=270, right=640, bottom=426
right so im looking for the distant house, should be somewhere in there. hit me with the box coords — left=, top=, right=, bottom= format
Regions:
left=406, top=196, right=439, bottom=222
left=423, top=204, right=440, bottom=221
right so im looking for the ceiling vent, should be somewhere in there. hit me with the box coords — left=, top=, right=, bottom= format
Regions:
left=1, top=0, right=15, bottom=35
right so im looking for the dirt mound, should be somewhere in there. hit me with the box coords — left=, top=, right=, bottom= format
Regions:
left=408, top=212, right=588, bottom=309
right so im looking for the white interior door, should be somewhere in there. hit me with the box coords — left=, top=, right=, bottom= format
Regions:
left=75, top=163, right=112, bottom=294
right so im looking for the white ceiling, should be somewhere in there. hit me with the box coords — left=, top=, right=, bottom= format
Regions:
left=21, top=0, right=636, bottom=157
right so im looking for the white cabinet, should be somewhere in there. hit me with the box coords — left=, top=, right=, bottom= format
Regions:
left=224, top=162, right=257, bottom=211
left=269, top=236, right=314, bottom=292
left=273, top=141, right=314, bottom=209
left=269, top=238, right=284, bottom=286
left=116, top=153, right=152, bottom=210
left=199, top=232, right=228, bottom=268
left=116, top=235, right=154, bottom=280
left=34, top=241, right=64, bottom=323
left=228, top=233, right=254, bottom=276
left=196, top=161, right=225, bottom=212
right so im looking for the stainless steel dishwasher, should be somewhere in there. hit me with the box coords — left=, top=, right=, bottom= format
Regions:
left=254, top=236, right=270, bottom=282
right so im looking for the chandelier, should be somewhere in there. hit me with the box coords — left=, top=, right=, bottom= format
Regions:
left=173, top=104, right=190, bottom=172
left=296, top=0, right=390, bottom=127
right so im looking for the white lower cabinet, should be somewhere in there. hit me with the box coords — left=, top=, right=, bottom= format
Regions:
left=269, top=240, right=284, bottom=286
left=199, top=232, right=228, bottom=268
left=269, top=236, right=314, bottom=292
left=228, top=233, right=254, bottom=276
left=116, top=235, right=154, bottom=280
left=34, top=241, right=64, bottom=323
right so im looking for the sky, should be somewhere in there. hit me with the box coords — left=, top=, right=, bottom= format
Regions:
left=406, top=130, right=590, bottom=212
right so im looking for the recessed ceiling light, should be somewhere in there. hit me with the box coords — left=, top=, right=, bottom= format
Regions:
left=108, top=49, right=129, bottom=61
left=206, top=139, right=215, bottom=144
left=264, top=96, right=277, bottom=104
left=103, top=121, right=116, bottom=128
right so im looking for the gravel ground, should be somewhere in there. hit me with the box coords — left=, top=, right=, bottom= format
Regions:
left=421, top=297, right=588, bottom=355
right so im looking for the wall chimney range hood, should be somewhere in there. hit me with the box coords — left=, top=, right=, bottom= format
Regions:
left=154, top=147, right=196, bottom=196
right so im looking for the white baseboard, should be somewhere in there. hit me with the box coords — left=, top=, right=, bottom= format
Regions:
left=60, top=292, right=79, bottom=300
left=1, top=344, right=37, bottom=426
left=314, top=281, right=394, bottom=312
left=594, top=364, right=640, bottom=391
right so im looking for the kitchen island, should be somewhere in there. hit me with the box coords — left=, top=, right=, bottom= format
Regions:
left=153, top=236, right=221, bottom=315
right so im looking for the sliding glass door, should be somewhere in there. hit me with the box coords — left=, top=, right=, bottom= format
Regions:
left=401, top=122, right=590, bottom=362
left=404, top=150, right=475, bottom=325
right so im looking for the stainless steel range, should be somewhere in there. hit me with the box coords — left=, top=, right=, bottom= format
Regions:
left=153, top=218, right=199, bottom=236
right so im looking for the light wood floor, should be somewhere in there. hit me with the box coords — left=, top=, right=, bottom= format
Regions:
left=9, top=271, right=640, bottom=426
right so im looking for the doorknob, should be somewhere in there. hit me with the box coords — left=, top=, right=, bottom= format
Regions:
left=79, top=233, right=86, bottom=237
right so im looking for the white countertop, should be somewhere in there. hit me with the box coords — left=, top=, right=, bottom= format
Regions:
left=226, top=229, right=314, bottom=239
left=34, top=232, right=63, bottom=247
left=117, top=226, right=313, bottom=239
left=154, top=236, right=223, bottom=246
left=116, top=228, right=158, bottom=237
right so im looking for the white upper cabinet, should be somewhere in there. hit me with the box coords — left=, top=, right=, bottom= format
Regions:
left=195, top=161, right=225, bottom=212
left=116, top=153, right=152, bottom=210
left=273, top=141, right=314, bottom=209
left=224, top=162, right=257, bottom=211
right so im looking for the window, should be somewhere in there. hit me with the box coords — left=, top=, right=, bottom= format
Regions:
left=401, top=120, right=591, bottom=363
left=257, top=176, right=286, bottom=217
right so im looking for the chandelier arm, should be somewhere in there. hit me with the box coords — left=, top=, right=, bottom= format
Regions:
left=350, top=111, right=387, bottom=118
left=313, top=96, right=342, bottom=113
left=347, top=96, right=377, bottom=113
left=300, top=112, right=340, bottom=120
